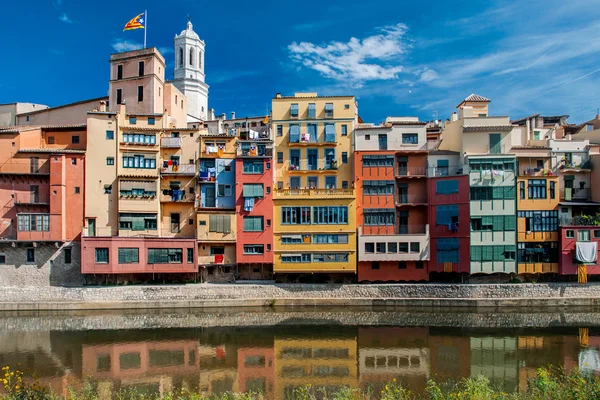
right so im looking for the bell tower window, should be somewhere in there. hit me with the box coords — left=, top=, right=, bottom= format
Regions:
left=189, top=48, right=194, bottom=67
left=179, top=48, right=183, bottom=67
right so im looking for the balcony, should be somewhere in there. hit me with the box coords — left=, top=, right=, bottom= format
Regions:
left=288, top=159, right=338, bottom=172
left=396, top=194, right=427, bottom=206
left=118, top=167, right=159, bottom=178
left=428, top=166, right=464, bottom=177
left=361, top=225, right=428, bottom=235
left=358, top=225, right=429, bottom=262
left=559, top=215, right=600, bottom=227
left=198, top=255, right=235, bottom=265
left=274, top=188, right=354, bottom=199
left=82, top=227, right=196, bottom=239
left=160, top=163, right=196, bottom=175
left=160, top=190, right=196, bottom=203
left=198, top=170, right=216, bottom=182
left=118, top=195, right=158, bottom=213
left=395, top=166, right=427, bottom=178
left=561, top=188, right=590, bottom=201
left=160, top=137, right=182, bottom=148
left=13, top=193, right=50, bottom=206
left=559, top=160, right=591, bottom=173
left=0, top=159, right=50, bottom=175
left=289, top=137, right=336, bottom=146
left=519, top=168, right=555, bottom=177
left=236, top=145, right=274, bottom=158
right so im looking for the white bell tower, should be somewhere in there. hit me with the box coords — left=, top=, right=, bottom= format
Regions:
left=173, top=17, right=209, bottom=121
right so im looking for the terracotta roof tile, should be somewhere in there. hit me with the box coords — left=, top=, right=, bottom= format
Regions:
left=463, top=125, right=513, bottom=133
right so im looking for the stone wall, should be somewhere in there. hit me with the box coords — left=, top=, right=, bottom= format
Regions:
left=0, top=242, right=85, bottom=287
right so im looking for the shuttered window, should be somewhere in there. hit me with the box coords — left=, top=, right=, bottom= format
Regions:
left=243, top=216, right=264, bottom=232
left=243, top=184, right=264, bottom=198
left=209, top=215, right=231, bottom=233
left=118, top=248, right=139, bottom=264
left=148, top=248, right=182, bottom=264
left=325, top=124, right=336, bottom=142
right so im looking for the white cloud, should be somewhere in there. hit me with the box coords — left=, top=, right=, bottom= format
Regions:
left=59, top=13, right=72, bottom=24
left=111, top=39, right=143, bottom=52
left=419, top=68, right=439, bottom=82
left=288, top=23, right=409, bottom=87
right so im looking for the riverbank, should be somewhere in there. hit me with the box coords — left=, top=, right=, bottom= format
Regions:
left=2, top=282, right=600, bottom=311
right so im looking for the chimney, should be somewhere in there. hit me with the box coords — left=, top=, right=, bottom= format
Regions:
left=231, top=112, right=236, bottom=120
left=451, top=112, right=458, bottom=122
left=209, top=108, right=215, bottom=120
left=99, top=101, right=107, bottom=112
left=276, top=93, right=281, bottom=98
left=221, top=113, right=227, bottom=121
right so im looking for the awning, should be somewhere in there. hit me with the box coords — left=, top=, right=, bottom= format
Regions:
left=576, top=242, right=598, bottom=263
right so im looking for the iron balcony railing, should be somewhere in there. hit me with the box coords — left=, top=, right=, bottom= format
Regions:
left=13, top=192, right=50, bottom=205
left=395, top=166, right=427, bottom=177
left=288, top=159, right=338, bottom=171
left=396, top=194, right=427, bottom=205
left=274, top=188, right=354, bottom=198
left=82, top=227, right=196, bottom=238
left=559, top=216, right=600, bottom=227
left=160, top=163, right=196, bottom=175
left=560, top=188, right=590, bottom=201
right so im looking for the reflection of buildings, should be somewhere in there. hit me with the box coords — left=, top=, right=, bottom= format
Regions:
left=197, top=344, right=239, bottom=395
left=274, top=337, right=358, bottom=398
left=428, top=330, right=471, bottom=382
left=237, top=347, right=274, bottom=397
left=470, top=337, right=518, bottom=393
left=358, top=328, right=430, bottom=392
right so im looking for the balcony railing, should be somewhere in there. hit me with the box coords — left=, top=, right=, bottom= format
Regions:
left=82, top=227, right=196, bottom=238
left=360, top=224, right=428, bottom=235
left=519, top=168, right=554, bottom=177
left=160, top=163, right=196, bottom=175
left=396, top=194, right=427, bottom=205
left=236, top=147, right=273, bottom=158
left=428, top=166, right=465, bottom=177
left=560, top=188, right=589, bottom=201
left=13, top=193, right=50, bottom=205
left=559, top=215, right=600, bottom=227
left=274, top=188, right=354, bottom=198
left=395, top=166, right=427, bottom=177
left=160, top=137, right=182, bottom=148
left=160, top=191, right=196, bottom=203
left=0, top=160, right=50, bottom=175
left=288, top=159, right=339, bottom=172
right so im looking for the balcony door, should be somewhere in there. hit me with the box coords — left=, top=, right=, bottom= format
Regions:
left=29, top=157, right=39, bottom=173
left=88, top=219, right=96, bottom=237
left=398, top=183, right=408, bottom=204
left=307, top=149, right=318, bottom=170
left=170, top=213, right=180, bottom=233
left=205, top=186, right=216, bottom=207
left=489, top=134, right=502, bottom=154
left=398, top=211, right=409, bottom=234
left=30, top=185, right=39, bottom=203
left=378, top=134, right=388, bottom=150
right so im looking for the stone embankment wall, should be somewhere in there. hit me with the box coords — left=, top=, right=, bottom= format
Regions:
left=2, top=283, right=600, bottom=310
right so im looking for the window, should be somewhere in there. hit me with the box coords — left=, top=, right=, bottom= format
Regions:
left=282, top=235, right=306, bottom=244
left=550, top=181, right=555, bottom=199
left=325, top=103, right=334, bottom=117
left=365, top=135, right=371, bottom=140
left=342, top=152, right=348, bottom=164
left=129, top=117, right=137, bottom=125
left=520, top=181, right=525, bottom=199
left=210, top=246, right=225, bottom=255
left=217, top=184, right=232, bottom=197
left=104, top=185, right=112, bottom=194
left=137, top=86, right=143, bottom=102
left=118, top=248, right=139, bottom=264
left=566, top=230, right=574, bottom=238
left=470, top=186, right=514, bottom=200
left=95, top=248, right=109, bottom=263
left=282, top=254, right=311, bottom=263
left=148, top=117, right=155, bottom=125
left=341, top=125, right=348, bottom=136
left=313, top=253, right=349, bottom=263
left=399, top=243, right=409, bottom=253
left=243, top=217, right=264, bottom=232
left=587, top=124, right=594, bottom=132
left=137, top=61, right=144, bottom=77
left=436, top=205, right=459, bottom=225
left=277, top=125, right=283, bottom=136
left=243, top=184, right=264, bottom=198
left=517, top=211, right=558, bottom=232
left=376, top=243, right=386, bottom=253
left=187, top=248, right=194, bottom=263
left=342, top=181, right=349, bottom=189
left=387, top=242, right=397, bottom=253
left=528, top=179, right=547, bottom=199
left=116, top=88, right=122, bottom=104
left=402, top=133, right=418, bottom=144
left=282, top=207, right=311, bottom=224
left=106, top=130, right=114, bottom=140
left=122, top=155, right=156, bottom=169
left=365, top=243, right=375, bottom=253
left=277, top=152, right=283, bottom=164
left=147, top=248, right=183, bottom=264
left=578, top=230, right=591, bottom=241
left=244, top=245, right=264, bottom=254
left=26, top=248, right=35, bottom=263
left=119, top=213, right=157, bottom=230
left=313, top=234, right=349, bottom=244
left=398, top=261, right=407, bottom=269
left=325, top=123, right=336, bottom=142
left=436, top=159, right=449, bottom=176
left=518, top=242, right=557, bottom=263
left=17, top=214, right=50, bottom=231
left=189, top=48, right=194, bottom=66
left=437, top=238, right=459, bottom=263
left=415, top=261, right=424, bottom=269
left=312, top=206, right=348, bottom=224
left=436, top=180, right=458, bottom=194
left=0, top=254, right=5, bottom=264
left=371, top=262, right=380, bottom=270
left=290, top=104, right=299, bottom=117
left=209, top=215, right=231, bottom=234
left=72, top=135, right=80, bottom=144
left=64, top=248, right=72, bottom=264
left=364, top=208, right=394, bottom=225
left=325, top=176, right=336, bottom=189
left=71, top=158, right=77, bottom=165
left=48, top=136, right=55, bottom=144
left=308, top=103, right=316, bottom=118
left=363, top=180, right=394, bottom=195
left=410, top=243, right=420, bottom=253
left=117, top=64, right=123, bottom=79
left=74, top=187, right=80, bottom=194
left=107, top=157, right=114, bottom=165
left=122, top=133, right=156, bottom=144
left=362, top=155, right=394, bottom=167
left=243, top=160, right=264, bottom=174
left=471, top=245, right=516, bottom=262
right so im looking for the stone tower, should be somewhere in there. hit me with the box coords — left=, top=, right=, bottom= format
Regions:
left=173, top=18, right=209, bottom=121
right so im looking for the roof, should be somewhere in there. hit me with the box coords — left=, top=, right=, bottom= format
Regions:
left=18, top=148, right=86, bottom=154
left=176, top=20, right=201, bottom=41
left=511, top=145, right=551, bottom=150
left=0, top=123, right=87, bottom=132
left=120, top=126, right=199, bottom=132
left=88, top=111, right=117, bottom=115
left=17, top=96, right=108, bottom=116
left=429, top=150, right=460, bottom=155
left=457, top=93, right=490, bottom=107
left=389, top=121, right=427, bottom=126
left=559, top=201, right=600, bottom=206
left=356, top=124, right=387, bottom=130
left=273, top=94, right=354, bottom=100
left=125, top=113, right=163, bottom=117
left=463, top=125, right=513, bottom=133
left=511, top=114, right=569, bottom=125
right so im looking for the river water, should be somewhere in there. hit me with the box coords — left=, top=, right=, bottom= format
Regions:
left=1, top=306, right=600, bottom=398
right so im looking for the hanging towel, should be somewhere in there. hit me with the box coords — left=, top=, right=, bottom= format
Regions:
left=576, top=242, right=598, bottom=263
left=214, top=254, right=224, bottom=264
left=244, top=197, right=255, bottom=211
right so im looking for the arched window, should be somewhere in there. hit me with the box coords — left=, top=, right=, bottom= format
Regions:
left=178, top=48, right=183, bottom=67
left=199, top=51, right=202, bottom=69
left=189, top=48, right=194, bottom=67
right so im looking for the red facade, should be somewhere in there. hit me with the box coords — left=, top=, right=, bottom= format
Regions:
left=427, top=175, right=470, bottom=274
left=559, top=226, right=600, bottom=275
left=235, top=158, right=274, bottom=267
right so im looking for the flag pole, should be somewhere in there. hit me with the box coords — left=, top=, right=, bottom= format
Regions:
left=144, top=10, right=147, bottom=48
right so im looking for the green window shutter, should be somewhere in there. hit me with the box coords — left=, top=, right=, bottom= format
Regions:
left=209, top=215, right=218, bottom=232
left=489, top=134, right=502, bottom=154
left=223, top=215, right=231, bottom=234
left=504, top=186, right=515, bottom=199
left=482, top=216, right=493, bottom=226
left=471, top=246, right=481, bottom=261
left=132, top=216, right=145, bottom=230
left=504, top=216, right=515, bottom=231
left=148, top=249, right=154, bottom=264
left=492, top=187, right=504, bottom=199
left=482, top=246, right=493, bottom=261
left=494, top=246, right=505, bottom=261
left=493, top=216, right=504, bottom=231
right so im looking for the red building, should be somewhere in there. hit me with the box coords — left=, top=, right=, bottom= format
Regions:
left=237, top=347, right=274, bottom=396
left=427, top=152, right=470, bottom=276
left=559, top=216, right=600, bottom=276
left=234, top=120, right=274, bottom=280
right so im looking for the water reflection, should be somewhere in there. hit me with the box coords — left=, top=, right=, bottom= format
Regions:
left=0, top=314, right=599, bottom=398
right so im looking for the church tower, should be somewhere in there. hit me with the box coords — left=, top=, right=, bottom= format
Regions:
left=173, top=18, right=209, bottom=121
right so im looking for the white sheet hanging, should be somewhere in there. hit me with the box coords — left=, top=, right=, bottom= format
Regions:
left=576, top=241, right=598, bottom=263
left=579, top=349, right=600, bottom=372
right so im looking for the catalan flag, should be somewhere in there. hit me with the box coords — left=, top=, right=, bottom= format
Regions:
left=123, top=12, right=146, bottom=31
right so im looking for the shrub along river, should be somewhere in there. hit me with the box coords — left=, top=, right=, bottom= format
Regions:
left=0, top=306, right=599, bottom=398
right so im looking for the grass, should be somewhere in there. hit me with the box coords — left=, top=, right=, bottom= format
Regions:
left=1, top=366, right=600, bottom=399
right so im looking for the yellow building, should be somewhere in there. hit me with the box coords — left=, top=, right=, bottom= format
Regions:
left=271, top=93, right=357, bottom=278
left=513, top=140, right=560, bottom=274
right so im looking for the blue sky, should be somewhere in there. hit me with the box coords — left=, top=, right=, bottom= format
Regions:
left=1, top=0, right=600, bottom=123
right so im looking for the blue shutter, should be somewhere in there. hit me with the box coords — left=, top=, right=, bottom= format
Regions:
left=325, top=124, right=336, bottom=142
left=290, top=125, right=300, bottom=143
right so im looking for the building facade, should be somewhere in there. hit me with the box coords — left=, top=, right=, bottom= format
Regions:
left=271, top=93, right=357, bottom=281
left=355, top=118, right=430, bottom=282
